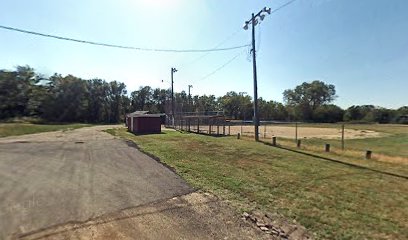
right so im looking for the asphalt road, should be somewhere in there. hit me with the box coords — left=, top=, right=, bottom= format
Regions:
left=0, top=126, right=266, bottom=240
left=0, top=126, right=193, bottom=239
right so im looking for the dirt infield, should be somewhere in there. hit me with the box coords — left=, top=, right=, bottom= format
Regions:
left=229, top=125, right=383, bottom=139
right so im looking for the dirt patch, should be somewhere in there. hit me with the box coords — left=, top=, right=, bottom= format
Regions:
left=230, top=125, right=384, bottom=139
left=16, top=192, right=270, bottom=240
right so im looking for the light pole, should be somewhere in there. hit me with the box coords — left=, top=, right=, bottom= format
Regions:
left=171, top=67, right=178, bottom=127
left=243, top=7, right=271, bottom=141
left=188, top=84, right=193, bottom=112
left=188, top=85, right=193, bottom=98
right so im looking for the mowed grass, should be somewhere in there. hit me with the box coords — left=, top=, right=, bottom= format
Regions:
left=107, top=127, right=408, bottom=240
left=0, top=123, right=92, bottom=137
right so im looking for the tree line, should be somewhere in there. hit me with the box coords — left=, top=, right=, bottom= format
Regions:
left=1, top=66, right=407, bottom=124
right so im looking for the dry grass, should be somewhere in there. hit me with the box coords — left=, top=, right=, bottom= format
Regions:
left=275, top=138, right=408, bottom=165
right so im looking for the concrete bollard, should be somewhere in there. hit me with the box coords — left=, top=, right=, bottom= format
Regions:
left=366, top=150, right=372, bottom=159
left=272, top=136, right=277, bottom=146
left=325, top=144, right=330, bottom=152
left=297, top=139, right=301, bottom=148
left=237, top=133, right=241, bottom=139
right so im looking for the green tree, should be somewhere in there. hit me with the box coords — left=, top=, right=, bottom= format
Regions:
left=108, top=81, right=127, bottom=123
left=218, top=92, right=252, bottom=120
left=395, top=106, right=408, bottom=124
left=130, top=86, right=153, bottom=112
left=174, top=91, right=189, bottom=113
left=313, top=104, right=344, bottom=123
left=42, top=74, right=88, bottom=122
left=151, top=88, right=168, bottom=113
left=86, top=79, right=110, bottom=123
left=258, top=99, right=287, bottom=121
left=0, top=65, right=39, bottom=119
left=343, top=105, right=375, bottom=122
left=283, top=80, right=337, bottom=121
left=194, top=95, right=218, bottom=113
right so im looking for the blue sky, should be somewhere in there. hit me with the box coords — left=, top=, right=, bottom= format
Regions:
left=0, top=0, right=407, bottom=108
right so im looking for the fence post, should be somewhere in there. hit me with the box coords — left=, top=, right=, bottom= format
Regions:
left=297, top=139, right=301, bottom=148
left=264, top=125, right=266, bottom=138
left=228, top=124, right=231, bottom=135
left=197, top=118, right=200, bottom=133
left=295, top=122, right=298, bottom=143
left=325, top=144, right=330, bottom=152
left=237, top=133, right=241, bottom=139
left=366, top=150, right=372, bottom=159
left=341, top=124, right=345, bottom=150
left=223, top=123, right=225, bottom=136
left=188, top=119, right=191, bottom=132
left=217, top=125, right=219, bottom=135
left=240, top=124, right=243, bottom=135
left=209, top=124, right=212, bottom=135
left=272, top=136, right=277, bottom=146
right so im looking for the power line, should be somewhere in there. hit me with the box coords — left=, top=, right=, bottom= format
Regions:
left=0, top=25, right=250, bottom=53
left=179, top=28, right=243, bottom=68
left=271, top=0, right=298, bottom=14
left=192, top=50, right=245, bottom=84
left=180, top=0, right=298, bottom=66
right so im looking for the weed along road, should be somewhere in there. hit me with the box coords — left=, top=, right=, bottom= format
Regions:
left=0, top=126, right=264, bottom=239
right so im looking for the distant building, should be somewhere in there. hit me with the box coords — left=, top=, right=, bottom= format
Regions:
left=126, top=111, right=163, bottom=134
left=125, top=111, right=149, bottom=127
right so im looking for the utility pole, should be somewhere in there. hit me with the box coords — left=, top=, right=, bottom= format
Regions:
left=171, top=67, right=178, bottom=127
left=251, top=12, right=259, bottom=141
left=243, top=7, right=271, bottom=141
left=188, top=84, right=193, bottom=112
left=188, top=84, right=193, bottom=98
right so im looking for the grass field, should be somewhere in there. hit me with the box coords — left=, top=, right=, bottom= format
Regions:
left=0, top=123, right=92, bottom=137
left=107, top=127, right=408, bottom=240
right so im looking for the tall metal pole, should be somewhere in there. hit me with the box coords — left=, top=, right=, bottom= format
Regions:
left=171, top=68, right=176, bottom=127
left=188, top=85, right=192, bottom=97
left=188, top=84, right=193, bottom=112
left=251, top=13, right=259, bottom=141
